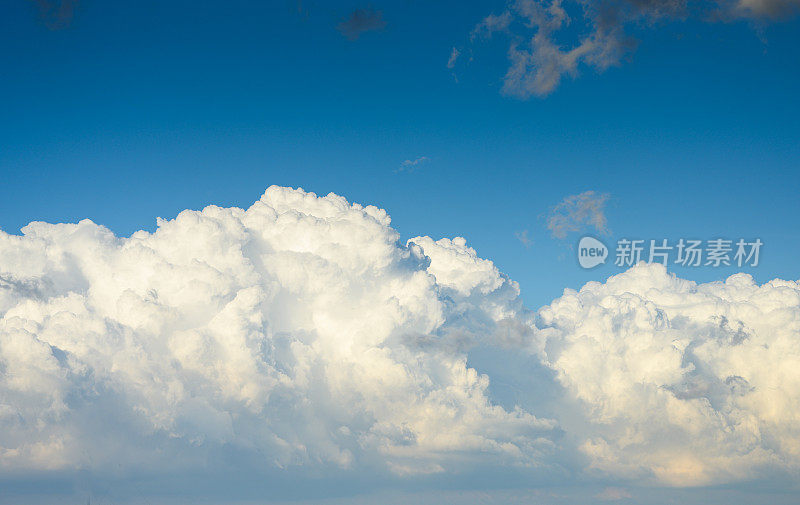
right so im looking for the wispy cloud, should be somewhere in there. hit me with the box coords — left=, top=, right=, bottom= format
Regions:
left=446, top=47, right=460, bottom=69
left=337, top=8, right=386, bottom=41
left=470, top=10, right=512, bottom=41
left=397, top=156, right=430, bottom=172
left=465, top=0, right=800, bottom=98
left=595, top=487, right=633, bottom=501
left=29, top=0, right=78, bottom=30
left=546, top=190, right=610, bottom=239
left=515, top=229, right=532, bottom=248
left=732, top=0, right=800, bottom=18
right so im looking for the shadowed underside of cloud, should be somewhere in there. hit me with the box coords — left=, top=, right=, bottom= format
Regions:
left=466, top=0, right=800, bottom=98
left=337, top=8, right=387, bottom=41
left=0, top=187, right=799, bottom=497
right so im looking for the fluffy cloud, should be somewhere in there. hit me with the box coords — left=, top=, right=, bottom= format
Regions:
left=0, top=186, right=553, bottom=479
left=536, top=262, right=800, bottom=485
left=468, top=0, right=800, bottom=98
left=1, top=187, right=799, bottom=494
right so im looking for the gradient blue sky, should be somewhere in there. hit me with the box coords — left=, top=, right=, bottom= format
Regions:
left=2, top=1, right=799, bottom=308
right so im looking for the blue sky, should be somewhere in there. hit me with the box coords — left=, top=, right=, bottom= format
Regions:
left=2, top=0, right=799, bottom=307
left=1, top=1, right=800, bottom=503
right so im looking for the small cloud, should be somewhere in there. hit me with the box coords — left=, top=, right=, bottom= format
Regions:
left=464, top=0, right=800, bottom=99
left=337, top=8, right=386, bottom=41
left=447, top=47, right=460, bottom=69
left=732, top=0, right=800, bottom=19
left=595, top=487, right=632, bottom=501
left=397, top=156, right=429, bottom=172
left=29, top=0, right=78, bottom=30
left=470, top=10, right=512, bottom=41
left=515, top=230, right=532, bottom=248
left=546, top=190, right=610, bottom=239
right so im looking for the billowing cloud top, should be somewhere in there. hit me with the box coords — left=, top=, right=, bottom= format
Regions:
left=538, top=266, right=800, bottom=486
left=1, top=186, right=799, bottom=493
left=0, top=186, right=551, bottom=479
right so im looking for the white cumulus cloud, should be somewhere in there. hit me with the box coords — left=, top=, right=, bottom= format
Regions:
left=0, top=186, right=554, bottom=479
left=536, top=262, right=800, bottom=486
left=1, top=187, right=800, bottom=497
